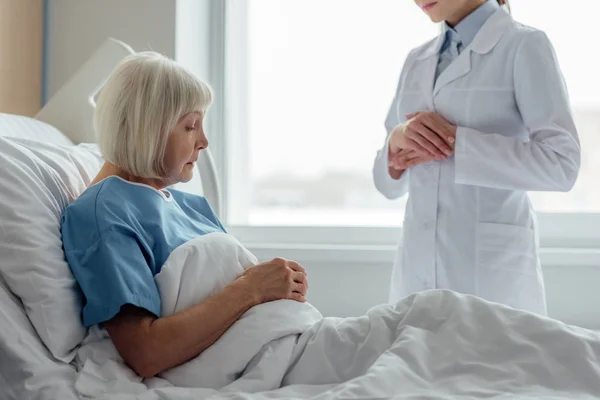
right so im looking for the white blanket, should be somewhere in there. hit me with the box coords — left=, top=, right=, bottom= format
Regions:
left=155, top=232, right=323, bottom=390
left=73, top=234, right=600, bottom=399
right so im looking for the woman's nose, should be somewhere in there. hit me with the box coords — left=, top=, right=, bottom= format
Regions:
left=196, top=130, right=209, bottom=149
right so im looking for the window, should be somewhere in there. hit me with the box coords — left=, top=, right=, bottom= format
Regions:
left=222, top=0, right=600, bottom=228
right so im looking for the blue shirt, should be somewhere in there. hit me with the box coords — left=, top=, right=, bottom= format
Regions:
left=61, top=176, right=226, bottom=327
left=436, top=0, right=499, bottom=80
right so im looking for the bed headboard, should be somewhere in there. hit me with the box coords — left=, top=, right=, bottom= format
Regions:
left=34, top=38, right=222, bottom=218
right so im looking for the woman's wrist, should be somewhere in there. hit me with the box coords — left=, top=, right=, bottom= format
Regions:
left=228, top=276, right=261, bottom=308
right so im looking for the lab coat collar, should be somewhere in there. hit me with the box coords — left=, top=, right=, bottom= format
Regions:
left=416, top=7, right=511, bottom=61
left=452, top=0, right=500, bottom=50
left=469, top=6, right=511, bottom=54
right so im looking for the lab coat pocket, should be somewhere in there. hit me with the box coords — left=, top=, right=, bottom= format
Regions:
left=476, top=222, right=541, bottom=312
left=477, top=222, right=535, bottom=266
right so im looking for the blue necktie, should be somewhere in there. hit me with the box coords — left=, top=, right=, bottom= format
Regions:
left=449, top=36, right=462, bottom=57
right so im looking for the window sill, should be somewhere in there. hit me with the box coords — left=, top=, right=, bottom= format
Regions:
left=228, top=213, right=600, bottom=250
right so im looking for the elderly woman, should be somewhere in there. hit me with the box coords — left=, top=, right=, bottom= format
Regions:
left=61, top=52, right=308, bottom=379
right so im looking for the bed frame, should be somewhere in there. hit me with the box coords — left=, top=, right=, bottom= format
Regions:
left=34, top=38, right=222, bottom=217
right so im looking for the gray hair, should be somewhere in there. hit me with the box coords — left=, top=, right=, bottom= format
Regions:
left=94, top=51, right=213, bottom=178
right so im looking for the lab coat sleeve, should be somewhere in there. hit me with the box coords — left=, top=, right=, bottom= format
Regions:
left=454, top=31, right=581, bottom=192
left=373, top=65, right=410, bottom=200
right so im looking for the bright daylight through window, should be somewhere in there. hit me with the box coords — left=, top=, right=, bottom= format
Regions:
left=224, top=0, right=600, bottom=226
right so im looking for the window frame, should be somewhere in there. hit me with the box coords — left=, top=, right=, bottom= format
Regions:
left=227, top=213, right=600, bottom=249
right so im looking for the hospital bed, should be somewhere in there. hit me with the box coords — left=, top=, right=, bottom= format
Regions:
left=2, top=38, right=600, bottom=400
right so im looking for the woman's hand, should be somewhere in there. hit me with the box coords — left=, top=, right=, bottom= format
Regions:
left=389, top=148, right=436, bottom=170
left=389, top=112, right=457, bottom=159
left=240, top=258, right=308, bottom=304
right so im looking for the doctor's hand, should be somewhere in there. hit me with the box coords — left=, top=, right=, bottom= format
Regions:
left=389, top=149, right=436, bottom=170
left=239, top=258, right=308, bottom=304
left=389, top=112, right=456, bottom=159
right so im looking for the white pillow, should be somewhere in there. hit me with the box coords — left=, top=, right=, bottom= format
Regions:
left=0, top=136, right=103, bottom=362
left=0, top=275, right=79, bottom=400
left=0, top=113, right=74, bottom=145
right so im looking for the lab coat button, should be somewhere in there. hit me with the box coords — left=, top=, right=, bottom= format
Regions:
left=423, top=221, right=434, bottom=230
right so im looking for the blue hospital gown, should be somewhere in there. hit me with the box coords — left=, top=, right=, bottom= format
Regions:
left=61, top=176, right=225, bottom=327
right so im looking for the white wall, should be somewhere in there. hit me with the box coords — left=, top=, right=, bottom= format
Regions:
left=46, top=0, right=177, bottom=100
left=45, top=0, right=220, bottom=152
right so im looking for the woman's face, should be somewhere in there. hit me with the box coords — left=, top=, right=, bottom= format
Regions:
left=161, top=112, right=208, bottom=186
left=414, top=0, right=486, bottom=25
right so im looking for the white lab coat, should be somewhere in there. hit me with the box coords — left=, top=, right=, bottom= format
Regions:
left=373, top=9, right=580, bottom=316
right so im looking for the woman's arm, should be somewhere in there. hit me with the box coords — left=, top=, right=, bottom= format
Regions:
left=105, top=258, right=308, bottom=378
left=105, top=280, right=255, bottom=378
left=374, top=116, right=411, bottom=198
left=453, top=31, right=580, bottom=192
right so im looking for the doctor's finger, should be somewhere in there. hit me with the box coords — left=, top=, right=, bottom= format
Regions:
left=406, top=129, right=444, bottom=159
left=427, top=114, right=457, bottom=144
left=393, top=154, right=427, bottom=170
left=412, top=123, right=451, bottom=156
left=388, top=149, right=414, bottom=166
left=405, top=137, right=436, bottom=158
left=392, top=150, right=420, bottom=164
left=396, top=148, right=416, bottom=157
left=408, top=155, right=431, bottom=167
left=391, top=156, right=419, bottom=170
left=434, top=114, right=457, bottom=134
left=421, top=114, right=455, bottom=146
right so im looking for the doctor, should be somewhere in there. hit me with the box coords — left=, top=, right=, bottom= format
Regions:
left=373, top=0, right=580, bottom=315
